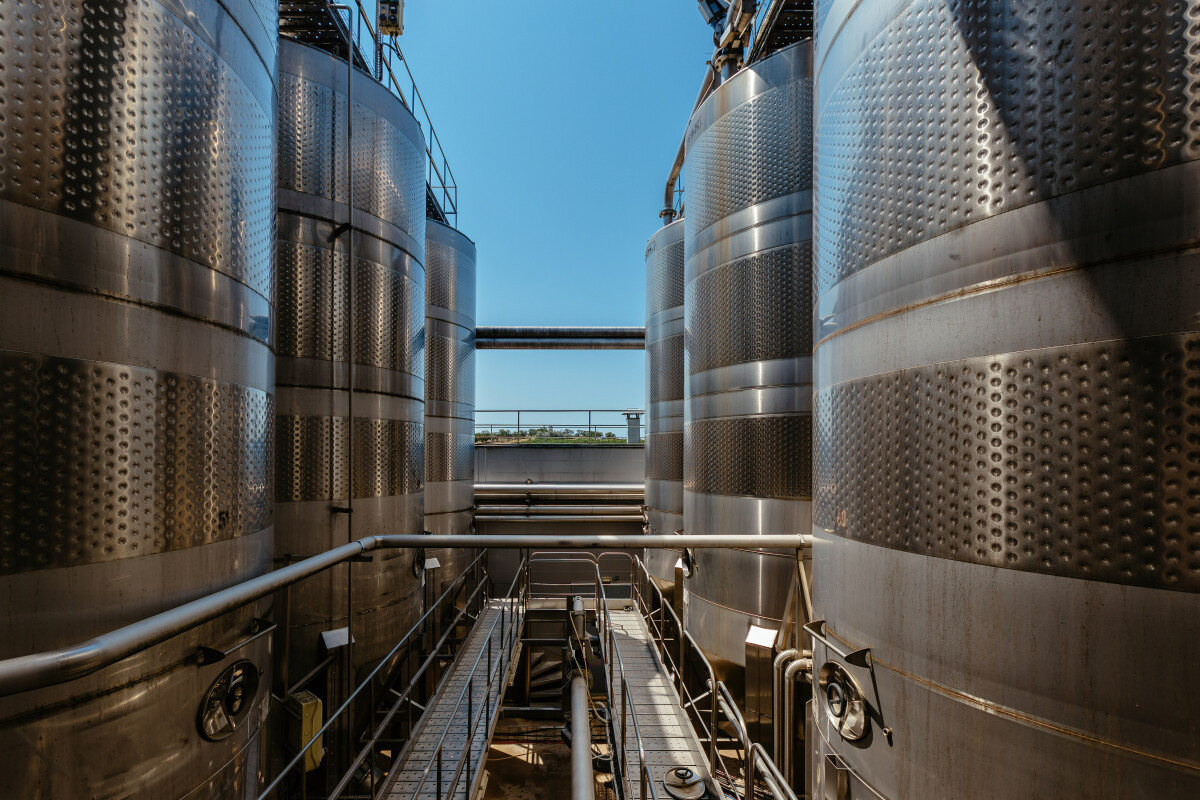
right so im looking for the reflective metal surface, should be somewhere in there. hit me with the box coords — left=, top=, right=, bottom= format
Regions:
left=645, top=220, right=686, bottom=586
left=683, top=41, right=813, bottom=667
left=276, top=39, right=426, bottom=688
left=813, top=1, right=1200, bottom=796
left=425, top=219, right=477, bottom=591
left=0, top=0, right=277, bottom=795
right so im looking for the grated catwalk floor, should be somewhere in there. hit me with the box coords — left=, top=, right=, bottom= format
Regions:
left=605, top=603, right=716, bottom=800
left=385, top=599, right=522, bottom=800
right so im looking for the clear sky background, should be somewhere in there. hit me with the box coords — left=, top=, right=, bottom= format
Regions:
left=399, top=2, right=712, bottom=417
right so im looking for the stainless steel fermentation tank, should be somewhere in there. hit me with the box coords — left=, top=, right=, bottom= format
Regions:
left=424, top=219, right=477, bottom=595
left=0, top=1, right=277, bottom=797
left=813, top=1, right=1200, bottom=797
left=645, top=220, right=686, bottom=588
left=276, top=39, right=427, bottom=688
left=683, top=42, right=813, bottom=668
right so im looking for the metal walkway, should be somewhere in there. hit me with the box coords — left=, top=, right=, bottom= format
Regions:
left=606, top=603, right=716, bottom=800
left=385, top=598, right=523, bottom=800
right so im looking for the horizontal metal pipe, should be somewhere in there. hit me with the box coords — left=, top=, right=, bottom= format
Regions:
left=480, top=507, right=643, bottom=515
left=0, top=539, right=372, bottom=696
left=0, top=533, right=808, bottom=696
left=476, top=339, right=644, bottom=350
left=477, top=326, right=645, bottom=339
left=475, top=515, right=645, bottom=523
left=476, top=483, right=643, bottom=495
left=478, top=494, right=644, bottom=503
left=476, top=326, right=645, bottom=350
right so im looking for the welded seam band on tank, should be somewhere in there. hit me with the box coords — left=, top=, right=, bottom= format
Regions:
left=278, top=194, right=426, bottom=268
left=685, top=591, right=784, bottom=623
left=0, top=201, right=274, bottom=347
left=820, top=625, right=1200, bottom=774
left=277, top=210, right=425, bottom=283
left=686, top=190, right=813, bottom=259
left=815, top=161, right=1200, bottom=345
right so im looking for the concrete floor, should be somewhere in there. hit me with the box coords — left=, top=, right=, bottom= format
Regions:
left=480, top=742, right=573, bottom=800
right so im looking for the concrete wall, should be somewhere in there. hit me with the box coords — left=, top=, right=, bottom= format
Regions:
left=475, top=444, right=645, bottom=591
left=475, top=444, right=644, bottom=483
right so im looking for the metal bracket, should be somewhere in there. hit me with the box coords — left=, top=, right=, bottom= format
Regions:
left=196, top=617, right=278, bottom=666
left=804, top=620, right=872, bottom=668
left=195, top=646, right=226, bottom=666
left=328, top=222, right=351, bottom=241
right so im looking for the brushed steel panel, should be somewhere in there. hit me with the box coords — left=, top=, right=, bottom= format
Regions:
left=0, top=0, right=276, bottom=795
left=646, top=220, right=686, bottom=584
left=813, top=1, right=1200, bottom=795
left=814, top=0, right=1200, bottom=300
left=424, top=220, right=476, bottom=533
left=682, top=43, right=814, bottom=668
left=0, top=0, right=277, bottom=300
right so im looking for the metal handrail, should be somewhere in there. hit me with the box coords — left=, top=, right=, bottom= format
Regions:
left=0, top=533, right=807, bottom=697
left=747, top=742, right=800, bottom=800
left=632, top=560, right=739, bottom=783
left=525, top=552, right=800, bottom=799
left=259, top=551, right=489, bottom=798
left=331, top=1, right=459, bottom=223
left=475, top=408, right=646, bottom=444
left=607, top=554, right=798, bottom=800
left=404, top=558, right=527, bottom=800
left=527, top=552, right=659, bottom=800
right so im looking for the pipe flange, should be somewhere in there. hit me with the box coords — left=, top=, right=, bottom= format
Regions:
left=663, top=767, right=705, bottom=799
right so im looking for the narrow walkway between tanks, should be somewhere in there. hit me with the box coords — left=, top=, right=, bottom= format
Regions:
left=385, top=599, right=522, bottom=800
left=606, top=603, right=714, bottom=800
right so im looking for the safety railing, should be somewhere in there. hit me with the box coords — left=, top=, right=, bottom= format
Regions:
left=632, top=558, right=798, bottom=800
left=328, top=1, right=458, bottom=224
left=528, top=552, right=659, bottom=800
left=475, top=409, right=644, bottom=445
left=400, top=558, right=527, bottom=800
left=530, top=552, right=799, bottom=800
left=260, top=551, right=490, bottom=799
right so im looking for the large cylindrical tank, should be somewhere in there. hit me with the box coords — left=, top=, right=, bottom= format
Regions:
left=276, top=39, right=426, bottom=689
left=683, top=41, right=813, bottom=667
left=0, top=1, right=277, bottom=797
left=645, top=219, right=686, bottom=588
left=813, top=2, right=1200, bottom=798
left=424, top=219, right=477, bottom=596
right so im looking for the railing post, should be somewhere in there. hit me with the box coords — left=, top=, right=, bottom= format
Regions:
left=467, top=674, right=474, bottom=791
left=369, top=675, right=377, bottom=799
left=746, top=747, right=759, bottom=800
left=705, top=681, right=715, bottom=767
left=436, top=746, right=442, bottom=800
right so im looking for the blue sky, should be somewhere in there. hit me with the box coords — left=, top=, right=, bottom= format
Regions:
left=399, top=2, right=712, bottom=417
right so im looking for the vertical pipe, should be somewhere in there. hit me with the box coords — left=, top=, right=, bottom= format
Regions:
left=773, top=649, right=799, bottom=765
left=571, top=675, right=595, bottom=800
left=328, top=4, right=357, bottom=743
left=783, top=657, right=811, bottom=784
